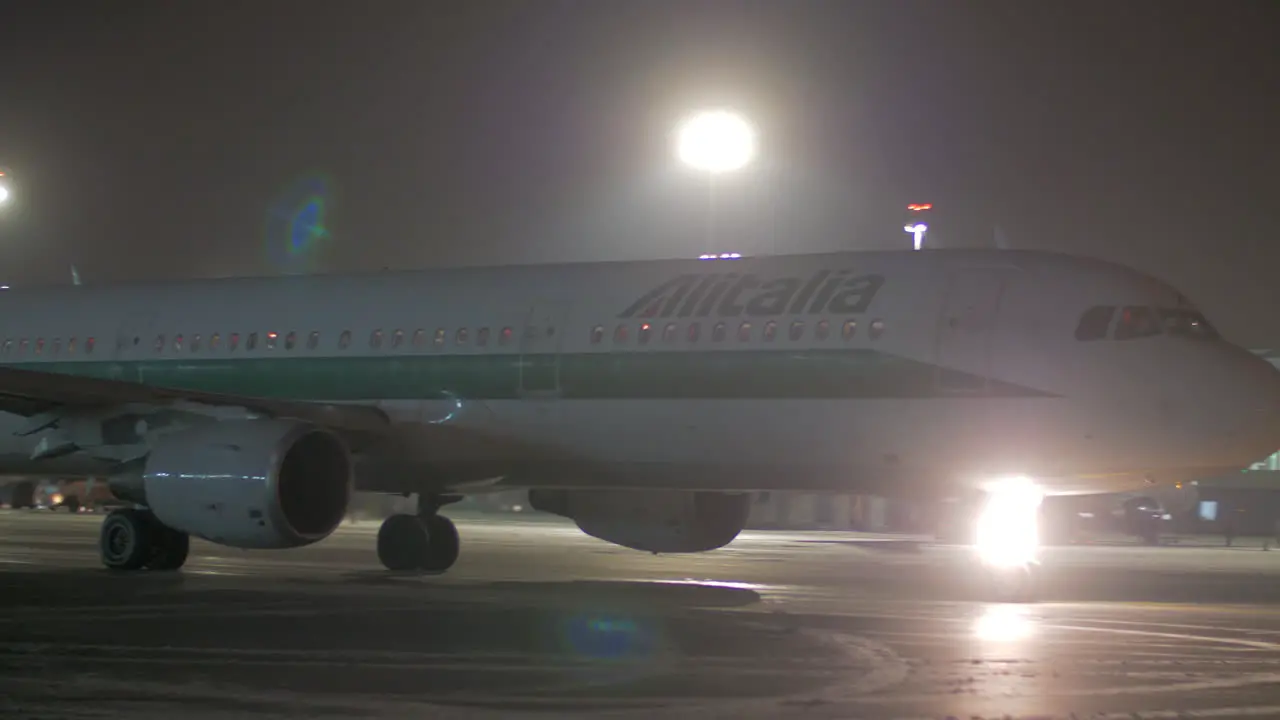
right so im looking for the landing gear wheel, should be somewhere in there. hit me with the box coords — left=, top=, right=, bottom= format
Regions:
left=420, top=515, right=460, bottom=573
left=11, top=481, right=35, bottom=509
left=146, top=525, right=190, bottom=571
left=377, top=514, right=429, bottom=571
left=375, top=513, right=461, bottom=573
left=100, top=508, right=154, bottom=571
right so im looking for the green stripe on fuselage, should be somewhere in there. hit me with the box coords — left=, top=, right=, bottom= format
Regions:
left=3, top=349, right=1055, bottom=401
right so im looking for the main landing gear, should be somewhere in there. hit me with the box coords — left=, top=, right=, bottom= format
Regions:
left=376, top=494, right=461, bottom=573
left=99, top=508, right=190, bottom=571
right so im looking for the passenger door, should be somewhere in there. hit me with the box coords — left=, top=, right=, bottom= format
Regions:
left=112, top=313, right=155, bottom=382
left=519, top=301, right=569, bottom=398
left=935, top=270, right=1008, bottom=392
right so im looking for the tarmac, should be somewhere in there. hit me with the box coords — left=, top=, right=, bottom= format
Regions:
left=6, top=510, right=1280, bottom=719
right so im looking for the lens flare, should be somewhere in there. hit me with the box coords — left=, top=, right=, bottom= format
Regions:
left=264, top=175, right=333, bottom=274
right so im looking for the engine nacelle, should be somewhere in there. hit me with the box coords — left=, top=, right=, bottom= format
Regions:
left=528, top=489, right=750, bottom=553
left=119, top=419, right=352, bottom=549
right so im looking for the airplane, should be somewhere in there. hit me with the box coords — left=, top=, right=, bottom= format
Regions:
left=0, top=248, right=1276, bottom=574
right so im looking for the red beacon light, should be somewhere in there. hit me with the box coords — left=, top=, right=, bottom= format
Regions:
left=907, top=203, right=932, bottom=212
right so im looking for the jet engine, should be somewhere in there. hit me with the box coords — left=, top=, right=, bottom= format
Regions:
left=527, top=489, right=750, bottom=553
left=110, top=419, right=352, bottom=549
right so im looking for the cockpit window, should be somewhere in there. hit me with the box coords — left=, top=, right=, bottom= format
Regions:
left=1114, top=306, right=1161, bottom=341
left=1074, top=305, right=1115, bottom=341
left=1159, top=308, right=1218, bottom=340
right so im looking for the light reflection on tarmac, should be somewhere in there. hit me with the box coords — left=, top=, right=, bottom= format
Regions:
left=5, top=511, right=1280, bottom=719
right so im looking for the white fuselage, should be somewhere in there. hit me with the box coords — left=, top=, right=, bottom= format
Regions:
left=0, top=249, right=1277, bottom=500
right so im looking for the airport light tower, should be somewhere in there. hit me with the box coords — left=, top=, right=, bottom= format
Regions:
left=904, top=202, right=932, bottom=250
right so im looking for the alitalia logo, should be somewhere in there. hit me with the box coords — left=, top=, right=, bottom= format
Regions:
left=618, top=270, right=885, bottom=319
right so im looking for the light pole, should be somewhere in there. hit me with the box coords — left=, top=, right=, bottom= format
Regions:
left=674, top=109, right=756, bottom=256
left=904, top=222, right=928, bottom=250
left=904, top=203, right=932, bottom=250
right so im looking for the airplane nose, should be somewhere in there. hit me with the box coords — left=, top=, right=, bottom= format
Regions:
left=1231, top=350, right=1280, bottom=455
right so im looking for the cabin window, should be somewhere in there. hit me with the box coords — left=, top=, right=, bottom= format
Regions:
left=338, top=330, right=350, bottom=349
left=456, top=327, right=469, bottom=345
left=370, top=329, right=383, bottom=349
left=789, top=320, right=805, bottom=341
left=2, top=339, right=12, bottom=356
left=191, top=334, right=202, bottom=352
left=391, top=329, right=404, bottom=348
left=762, top=321, right=777, bottom=342
left=85, top=337, right=95, bottom=354
left=590, top=325, right=604, bottom=344
left=210, top=333, right=221, bottom=350
left=265, top=331, right=278, bottom=350
left=614, top=324, right=629, bottom=344
left=687, top=322, right=701, bottom=343
left=737, top=321, right=752, bottom=342
left=500, top=326, right=513, bottom=345
left=68, top=337, right=77, bottom=355
left=247, top=332, right=258, bottom=351
left=1074, top=305, right=1115, bottom=341
left=412, top=329, right=425, bottom=348
left=281, top=331, right=294, bottom=350
left=1159, top=308, right=1218, bottom=340
left=307, top=331, right=320, bottom=350
left=34, top=338, right=43, bottom=356
left=434, top=328, right=446, bottom=347
left=477, top=327, right=490, bottom=347
left=816, top=319, right=830, bottom=340
left=712, top=322, right=727, bottom=342
left=229, top=333, right=240, bottom=351
left=638, top=322, right=652, bottom=345
left=18, top=339, right=27, bottom=356
left=1115, top=306, right=1160, bottom=341
left=663, top=323, right=678, bottom=344
left=842, top=319, right=857, bottom=340
left=869, top=319, right=885, bottom=339
left=51, top=338, right=61, bottom=357
left=173, top=334, right=184, bottom=352
left=154, top=334, right=165, bottom=353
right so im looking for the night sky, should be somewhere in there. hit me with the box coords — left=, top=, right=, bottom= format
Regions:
left=1, top=1, right=1278, bottom=344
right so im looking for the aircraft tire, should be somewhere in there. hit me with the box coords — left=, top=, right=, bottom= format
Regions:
left=10, top=480, right=35, bottom=509
left=420, top=515, right=460, bottom=573
left=146, top=525, right=190, bottom=571
left=99, top=508, right=155, bottom=571
left=377, top=513, right=430, bottom=571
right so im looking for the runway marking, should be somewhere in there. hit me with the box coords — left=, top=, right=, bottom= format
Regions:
left=1050, top=623, right=1280, bottom=652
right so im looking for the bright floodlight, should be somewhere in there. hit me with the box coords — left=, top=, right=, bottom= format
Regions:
left=0, top=185, right=9, bottom=205
left=974, top=475, right=1043, bottom=568
left=675, top=109, right=756, bottom=174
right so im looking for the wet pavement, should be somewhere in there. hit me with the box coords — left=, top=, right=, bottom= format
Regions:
left=4, top=511, right=1280, bottom=719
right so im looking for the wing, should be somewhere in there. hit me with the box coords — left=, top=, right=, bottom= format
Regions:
left=0, top=365, right=391, bottom=433
left=0, top=365, right=568, bottom=492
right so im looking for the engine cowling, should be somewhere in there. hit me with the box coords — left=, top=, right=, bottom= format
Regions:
left=116, top=419, right=352, bottom=549
left=528, top=489, right=750, bottom=553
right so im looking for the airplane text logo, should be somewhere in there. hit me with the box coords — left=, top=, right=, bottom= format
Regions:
left=618, top=270, right=885, bottom=319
